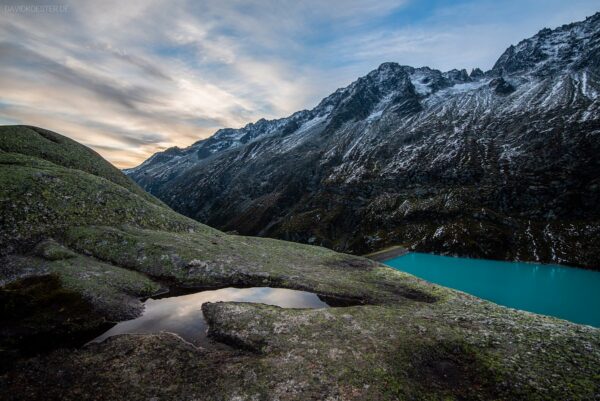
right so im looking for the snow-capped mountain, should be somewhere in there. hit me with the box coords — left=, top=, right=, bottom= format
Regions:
left=126, top=12, right=600, bottom=268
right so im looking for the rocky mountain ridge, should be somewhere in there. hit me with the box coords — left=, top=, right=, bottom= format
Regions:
left=127, top=13, right=600, bottom=268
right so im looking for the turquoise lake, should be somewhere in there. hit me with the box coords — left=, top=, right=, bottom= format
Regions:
left=384, top=253, right=600, bottom=327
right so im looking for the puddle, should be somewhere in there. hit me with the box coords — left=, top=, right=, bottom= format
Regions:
left=91, top=287, right=328, bottom=346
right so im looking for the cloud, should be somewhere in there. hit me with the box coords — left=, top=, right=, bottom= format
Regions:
left=0, top=0, right=598, bottom=167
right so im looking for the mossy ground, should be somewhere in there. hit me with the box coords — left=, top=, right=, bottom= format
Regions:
left=0, top=125, right=158, bottom=205
left=200, top=300, right=599, bottom=400
left=0, top=125, right=598, bottom=400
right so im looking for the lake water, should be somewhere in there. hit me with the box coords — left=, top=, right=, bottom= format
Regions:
left=91, top=287, right=328, bottom=346
left=384, top=253, right=600, bottom=327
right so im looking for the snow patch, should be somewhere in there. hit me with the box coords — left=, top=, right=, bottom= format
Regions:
left=410, top=72, right=433, bottom=96
left=366, top=92, right=395, bottom=123
left=278, top=113, right=329, bottom=153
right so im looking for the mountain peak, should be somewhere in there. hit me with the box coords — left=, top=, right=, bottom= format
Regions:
left=367, top=62, right=411, bottom=84
left=492, top=11, right=600, bottom=75
left=376, top=61, right=402, bottom=70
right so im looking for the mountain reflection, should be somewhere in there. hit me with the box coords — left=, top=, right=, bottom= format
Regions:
left=91, top=287, right=328, bottom=346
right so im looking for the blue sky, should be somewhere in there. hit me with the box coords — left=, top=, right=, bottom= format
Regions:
left=0, top=0, right=598, bottom=167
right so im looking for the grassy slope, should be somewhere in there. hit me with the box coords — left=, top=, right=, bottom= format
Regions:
left=0, top=125, right=160, bottom=205
left=0, top=125, right=598, bottom=400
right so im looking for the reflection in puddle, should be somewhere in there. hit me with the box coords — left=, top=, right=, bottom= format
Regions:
left=91, top=287, right=328, bottom=346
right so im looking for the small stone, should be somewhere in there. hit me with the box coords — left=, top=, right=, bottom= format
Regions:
left=187, top=259, right=208, bottom=268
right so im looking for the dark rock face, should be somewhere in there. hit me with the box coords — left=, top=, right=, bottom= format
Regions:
left=489, top=77, right=515, bottom=94
left=470, top=68, right=485, bottom=79
left=127, top=13, right=600, bottom=268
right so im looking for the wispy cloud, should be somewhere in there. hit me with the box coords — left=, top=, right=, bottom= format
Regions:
left=0, top=0, right=597, bottom=167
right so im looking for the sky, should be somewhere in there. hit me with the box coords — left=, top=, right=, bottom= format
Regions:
left=0, top=0, right=598, bottom=168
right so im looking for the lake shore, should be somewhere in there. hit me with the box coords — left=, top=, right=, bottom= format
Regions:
left=364, top=245, right=409, bottom=262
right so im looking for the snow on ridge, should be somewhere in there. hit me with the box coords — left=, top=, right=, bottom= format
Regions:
left=366, top=92, right=396, bottom=122
left=129, top=13, right=600, bottom=184
left=409, top=71, right=433, bottom=96
left=446, top=80, right=489, bottom=94
left=296, top=113, right=329, bottom=135
left=277, top=112, right=330, bottom=153
left=420, top=79, right=490, bottom=113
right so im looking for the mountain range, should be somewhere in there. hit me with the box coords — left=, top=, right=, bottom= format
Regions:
left=126, top=13, right=600, bottom=268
